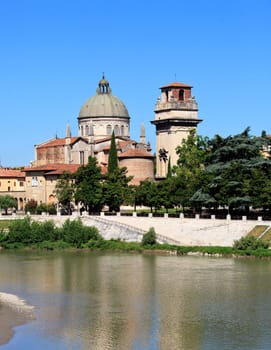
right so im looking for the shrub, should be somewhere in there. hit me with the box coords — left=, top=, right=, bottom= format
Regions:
left=7, top=217, right=32, bottom=244
left=61, top=218, right=101, bottom=247
left=25, top=199, right=38, bottom=214
left=142, top=227, right=157, bottom=246
left=233, top=236, right=269, bottom=250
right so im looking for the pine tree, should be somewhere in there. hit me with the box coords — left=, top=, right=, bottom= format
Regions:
left=108, top=131, right=118, bottom=174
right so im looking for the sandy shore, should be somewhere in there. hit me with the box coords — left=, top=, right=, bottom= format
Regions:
left=0, top=292, right=35, bottom=345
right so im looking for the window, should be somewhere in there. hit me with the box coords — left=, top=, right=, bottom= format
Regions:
left=80, top=151, right=84, bottom=165
left=106, top=124, right=112, bottom=135
left=19, top=181, right=24, bottom=187
left=32, top=176, right=38, bottom=187
left=179, top=89, right=184, bottom=101
left=114, top=125, right=120, bottom=136
left=85, top=125, right=89, bottom=136
left=121, top=125, right=124, bottom=136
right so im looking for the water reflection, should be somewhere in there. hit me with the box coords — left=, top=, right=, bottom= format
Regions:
left=1, top=252, right=271, bottom=350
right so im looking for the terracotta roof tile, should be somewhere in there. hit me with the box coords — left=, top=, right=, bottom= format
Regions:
left=118, top=149, right=153, bottom=158
left=24, top=163, right=80, bottom=175
left=0, top=169, right=25, bottom=178
left=160, top=82, right=192, bottom=89
left=36, top=137, right=81, bottom=149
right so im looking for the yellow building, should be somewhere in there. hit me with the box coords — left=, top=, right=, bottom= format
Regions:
left=0, top=168, right=26, bottom=210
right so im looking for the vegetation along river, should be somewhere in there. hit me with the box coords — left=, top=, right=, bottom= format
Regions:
left=0, top=250, right=271, bottom=350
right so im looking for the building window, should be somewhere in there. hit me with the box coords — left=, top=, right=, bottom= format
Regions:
left=179, top=89, right=184, bottom=101
left=106, top=124, right=112, bottom=135
left=114, top=125, right=120, bottom=136
left=80, top=151, right=84, bottom=165
left=8, top=186, right=11, bottom=192
left=14, top=181, right=16, bottom=187
left=32, top=176, right=38, bottom=187
left=85, top=125, right=89, bottom=136
left=19, top=181, right=24, bottom=187
left=121, top=125, right=124, bottom=136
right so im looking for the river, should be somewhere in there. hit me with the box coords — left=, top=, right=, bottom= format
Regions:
left=0, top=251, right=270, bottom=350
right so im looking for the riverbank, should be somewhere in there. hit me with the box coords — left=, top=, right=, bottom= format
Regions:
left=0, top=292, right=34, bottom=345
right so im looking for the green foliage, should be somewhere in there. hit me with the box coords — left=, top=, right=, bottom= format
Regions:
left=142, top=227, right=157, bottom=246
left=233, top=236, right=269, bottom=250
left=2, top=217, right=101, bottom=249
left=136, top=179, right=159, bottom=212
left=6, top=218, right=59, bottom=244
left=0, top=195, right=18, bottom=214
left=36, top=203, right=57, bottom=215
left=54, top=171, right=74, bottom=213
left=104, top=167, right=132, bottom=212
left=61, top=218, right=101, bottom=247
left=74, top=156, right=104, bottom=213
left=108, top=131, right=118, bottom=174
left=25, top=199, right=38, bottom=214
left=176, top=129, right=208, bottom=170
left=86, top=238, right=142, bottom=251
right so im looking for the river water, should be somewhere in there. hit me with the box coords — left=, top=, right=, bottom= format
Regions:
left=0, top=251, right=271, bottom=350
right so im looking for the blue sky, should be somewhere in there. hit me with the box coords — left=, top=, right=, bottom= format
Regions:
left=1, top=0, right=270, bottom=167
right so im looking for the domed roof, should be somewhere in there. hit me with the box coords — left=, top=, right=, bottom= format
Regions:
left=78, top=75, right=130, bottom=119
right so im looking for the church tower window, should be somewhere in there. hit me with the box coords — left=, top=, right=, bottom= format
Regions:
left=179, top=89, right=184, bottom=101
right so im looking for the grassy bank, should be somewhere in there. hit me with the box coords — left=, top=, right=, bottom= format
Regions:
left=1, top=218, right=271, bottom=258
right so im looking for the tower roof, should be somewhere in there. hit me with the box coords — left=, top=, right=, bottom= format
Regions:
left=78, top=75, right=130, bottom=119
left=160, top=82, right=193, bottom=89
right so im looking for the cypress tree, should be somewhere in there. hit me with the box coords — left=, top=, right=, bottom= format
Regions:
left=108, top=131, right=118, bottom=174
left=167, top=157, right=172, bottom=178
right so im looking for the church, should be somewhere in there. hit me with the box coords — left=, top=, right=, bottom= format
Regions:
left=22, top=75, right=202, bottom=206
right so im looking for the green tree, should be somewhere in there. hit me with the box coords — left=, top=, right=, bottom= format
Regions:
left=108, top=131, right=118, bottom=174
left=104, top=167, right=132, bottom=212
left=74, top=156, right=104, bottom=214
left=25, top=199, right=38, bottom=214
left=0, top=195, right=18, bottom=214
left=204, top=128, right=271, bottom=211
left=136, top=179, right=159, bottom=213
left=54, top=171, right=75, bottom=214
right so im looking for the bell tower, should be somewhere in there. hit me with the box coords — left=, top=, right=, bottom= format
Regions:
left=151, top=81, right=202, bottom=178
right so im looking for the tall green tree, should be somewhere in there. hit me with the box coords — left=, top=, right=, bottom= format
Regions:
left=136, top=179, right=159, bottom=213
left=74, top=156, right=104, bottom=214
left=204, top=128, right=271, bottom=211
left=103, top=167, right=132, bottom=212
left=108, top=131, right=118, bottom=174
left=54, top=171, right=74, bottom=214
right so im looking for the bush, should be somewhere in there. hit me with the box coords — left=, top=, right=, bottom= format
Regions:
left=142, top=227, right=157, bottom=246
left=36, top=203, right=57, bottom=215
left=61, top=218, right=101, bottom=247
left=25, top=199, right=38, bottom=214
left=7, top=217, right=32, bottom=244
left=233, top=236, right=269, bottom=250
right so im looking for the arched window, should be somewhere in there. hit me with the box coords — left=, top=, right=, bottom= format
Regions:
left=121, top=125, right=124, bottom=136
left=106, top=124, right=112, bottom=135
left=114, top=125, right=120, bottom=136
left=179, top=89, right=184, bottom=101
left=85, top=125, right=89, bottom=136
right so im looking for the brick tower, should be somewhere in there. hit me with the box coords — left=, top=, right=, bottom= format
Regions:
left=151, top=81, right=202, bottom=178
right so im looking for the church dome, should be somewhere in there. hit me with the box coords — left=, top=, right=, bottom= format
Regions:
left=78, top=76, right=130, bottom=119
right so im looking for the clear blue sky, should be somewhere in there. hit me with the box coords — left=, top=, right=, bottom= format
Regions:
left=1, top=0, right=270, bottom=167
